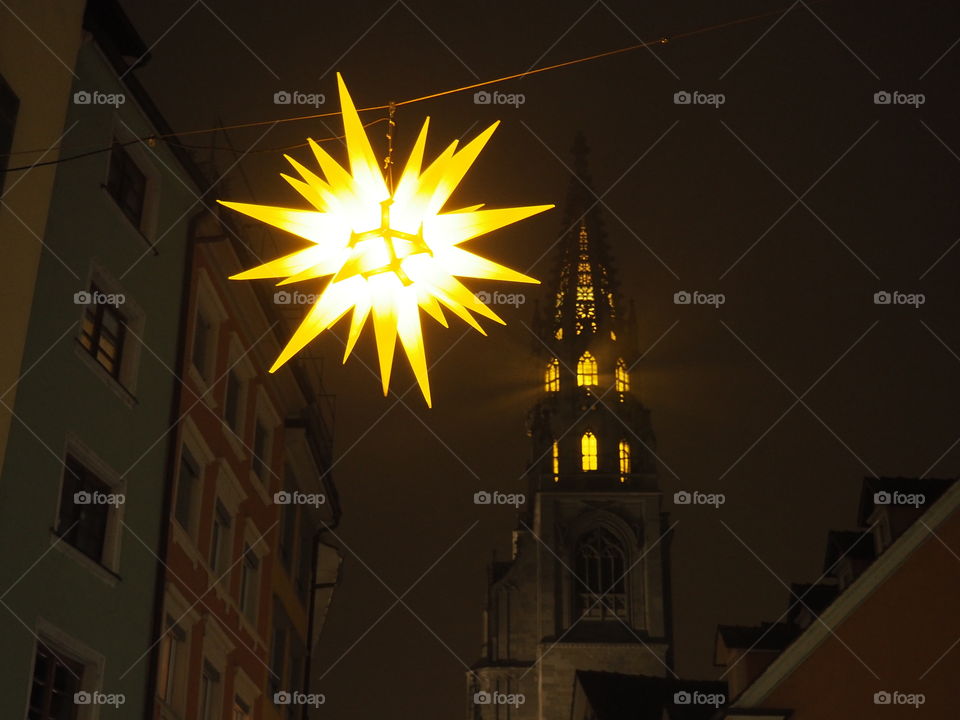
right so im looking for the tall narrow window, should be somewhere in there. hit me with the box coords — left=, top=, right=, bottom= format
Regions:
left=615, top=358, right=629, bottom=393
left=200, top=662, right=220, bottom=720
left=79, top=285, right=127, bottom=379
left=552, top=441, right=560, bottom=480
left=577, top=352, right=598, bottom=386
left=574, top=528, right=627, bottom=620
left=27, top=642, right=85, bottom=720
left=239, top=545, right=259, bottom=621
left=175, top=448, right=200, bottom=534
left=233, top=698, right=252, bottom=720
left=618, top=440, right=631, bottom=480
left=157, top=618, right=186, bottom=707
left=581, top=431, right=598, bottom=471
left=223, top=369, right=242, bottom=430
left=0, top=73, right=19, bottom=194
left=209, top=501, right=231, bottom=573
left=191, top=308, right=214, bottom=380
left=57, top=454, right=111, bottom=562
left=106, top=141, right=147, bottom=228
left=545, top=358, right=560, bottom=392
left=252, top=420, right=269, bottom=482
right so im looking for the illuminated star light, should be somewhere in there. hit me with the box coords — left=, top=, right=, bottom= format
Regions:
left=219, top=74, right=552, bottom=406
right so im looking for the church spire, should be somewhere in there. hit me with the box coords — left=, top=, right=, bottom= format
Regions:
left=542, top=133, right=620, bottom=343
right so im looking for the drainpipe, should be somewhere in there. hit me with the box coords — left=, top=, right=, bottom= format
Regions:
left=143, top=204, right=208, bottom=720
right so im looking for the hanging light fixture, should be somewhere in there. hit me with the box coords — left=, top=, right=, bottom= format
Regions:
left=219, top=74, right=552, bottom=406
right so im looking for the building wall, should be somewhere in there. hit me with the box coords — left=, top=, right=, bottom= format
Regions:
left=740, top=503, right=960, bottom=718
left=0, top=0, right=85, bottom=474
left=0, top=31, right=198, bottom=719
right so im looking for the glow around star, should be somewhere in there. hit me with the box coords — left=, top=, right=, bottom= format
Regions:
left=218, top=74, right=552, bottom=406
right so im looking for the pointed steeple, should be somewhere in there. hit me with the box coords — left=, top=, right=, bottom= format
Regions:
left=542, top=132, right=621, bottom=344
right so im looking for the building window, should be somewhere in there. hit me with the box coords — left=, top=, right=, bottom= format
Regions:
left=79, top=285, right=127, bottom=379
left=27, top=641, right=85, bottom=720
left=157, top=619, right=187, bottom=709
left=552, top=441, right=560, bottom=480
left=269, top=602, right=288, bottom=698
left=209, top=501, right=232, bottom=574
left=574, top=528, right=627, bottom=621
left=279, top=471, right=297, bottom=573
left=191, top=307, right=216, bottom=381
left=57, top=455, right=111, bottom=563
left=296, top=519, right=315, bottom=604
left=0, top=73, right=20, bottom=195
left=175, top=448, right=201, bottom=535
left=223, top=369, right=243, bottom=431
left=239, top=544, right=259, bottom=621
left=545, top=358, right=560, bottom=392
left=252, top=419, right=270, bottom=482
left=615, top=358, right=629, bottom=393
left=200, top=662, right=221, bottom=720
left=577, top=352, right=598, bottom=387
left=618, top=440, right=630, bottom=480
left=106, top=141, right=147, bottom=228
left=233, top=697, right=251, bottom=720
left=581, top=431, right=598, bottom=472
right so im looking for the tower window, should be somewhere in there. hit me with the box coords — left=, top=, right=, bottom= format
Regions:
left=545, top=358, right=560, bottom=392
left=615, top=358, right=629, bottom=393
left=577, top=352, right=598, bottom=387
left=581, top=431, right=598, bottom=471
left=618, top=440, right=631, bottom=480
left=552, top=441, right=560, bottom=479
left=574, top=528, right=627, bottom=620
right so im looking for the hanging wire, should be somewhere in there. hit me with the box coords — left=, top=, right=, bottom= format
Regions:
left=0, top=0, right=835, bottom=173
left=383, top=101, right=397, bottom=193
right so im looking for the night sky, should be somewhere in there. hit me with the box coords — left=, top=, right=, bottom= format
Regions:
left=119, top=0, right=960, bottom=716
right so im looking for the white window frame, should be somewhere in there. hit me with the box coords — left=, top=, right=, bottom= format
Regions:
left=188, top=269, right=227, bottom=396
left=103, top=121, right=161, bottom=241
left=221, top=333, right=254, bottom=460
left=173, top=418, right=216, bottom=551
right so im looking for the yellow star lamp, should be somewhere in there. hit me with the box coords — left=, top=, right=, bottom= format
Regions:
left=219, top=74, right=552, bottom=406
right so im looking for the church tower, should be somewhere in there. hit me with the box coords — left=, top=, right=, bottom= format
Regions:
left=469, top=134, right=673, bottom=720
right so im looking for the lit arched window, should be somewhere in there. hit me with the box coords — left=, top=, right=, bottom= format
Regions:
left=574, top=528, right=627, bottom=620
left=552, top=441, right=560, bottom=479
left=545, top=358, right=560, bottom=392
left=577, top=352, right=598, bottom=386
left=581, top=431, right=598, bottom=471
left=618, top=440, right=630, bottom=480
left=615, top=358, right=629, bottom=393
